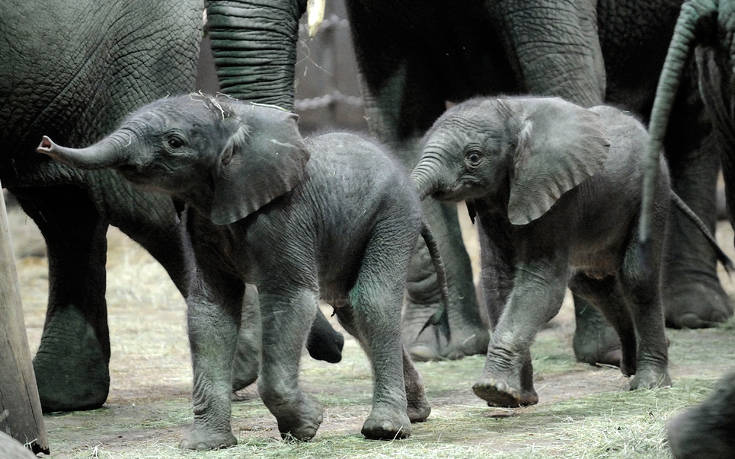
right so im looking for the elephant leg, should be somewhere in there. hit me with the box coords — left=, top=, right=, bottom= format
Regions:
left=180, top=267, right=243, bottom=450
left=473, top=257, right=568, bottom=407
left=621, top=227, right=671, bottom=390
left=572, top=296, right=623, bottom=366
left=257, top=286, right=323, bottom=441
left=346, top=3, right=487, bottom=361
left=337, top=223, right=419, bottom=440
left=662, top=93, right=732, bottom=328
left=13, top=186, right=110, bottom=412
left=569, top=275, right=636, bottom=376
left=231, top=284, right=260, bottom=393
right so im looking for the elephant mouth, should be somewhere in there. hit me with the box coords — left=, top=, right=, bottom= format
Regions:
left=433, top=186, right=467, bottom=202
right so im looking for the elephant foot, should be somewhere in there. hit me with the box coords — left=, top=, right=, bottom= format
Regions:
left=472, top=376, right=538, bottom=408
left=402, top=301, right=488, bottom=362
left=33, top=319, right=110, bottom=412
left=473, top=348, right=537, bottom=407
left=361, top=406, right=411, bottom=440
left=267, top=393, right=324, bottom=441
left=407, top=395, right=431, bottom=423
left=306, top=322, right=344, bottom=364
left=663, top=277, right=733, bottom=328
left=666, top=372, right=735, bottom=458
left=629, top=366, right=671, bottom=390
left=180, top=426, right=237, bottom=451
left=572, top=300, right=622, bottom=367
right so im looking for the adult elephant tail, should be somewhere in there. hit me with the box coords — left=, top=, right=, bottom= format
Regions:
left=640, top=0, right=717, bottom=245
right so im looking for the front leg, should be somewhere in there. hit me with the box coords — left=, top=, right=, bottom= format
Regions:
left=473, top=256, right=569, bottom=407
left=181, top=268, right=244, bottom=450
left=257, top=285, right=323, bottom=441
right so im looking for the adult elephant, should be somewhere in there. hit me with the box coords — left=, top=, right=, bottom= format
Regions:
left=642, top=0, right=735, bottom=248
left=238, top=0, right=731, bottom=364
left=0, top=0, right=343, bottom=412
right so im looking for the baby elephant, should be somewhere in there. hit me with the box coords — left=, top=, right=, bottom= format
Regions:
left=38, top=95, right=437, bottom=449
left=412, top=96, right=730, bottom=407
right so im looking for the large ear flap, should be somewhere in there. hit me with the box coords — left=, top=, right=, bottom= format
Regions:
left=210, top=110, right=310, bottom=225
left=506, top=98, right=610, bottom=225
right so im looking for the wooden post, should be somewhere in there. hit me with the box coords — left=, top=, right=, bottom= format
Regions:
left=0, top=181, right=49, bottom=454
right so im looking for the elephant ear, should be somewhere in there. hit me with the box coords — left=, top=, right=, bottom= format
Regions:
left=506, top=98, right=610, bottom=225
left=210, top=110, right=310, bottom=225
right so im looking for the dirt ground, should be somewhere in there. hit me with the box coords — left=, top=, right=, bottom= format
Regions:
left=6, top=202, right=735, bottom=458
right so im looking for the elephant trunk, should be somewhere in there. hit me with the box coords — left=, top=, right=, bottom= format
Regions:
left=206, top=0, right=304, bottom=110
left=640, top=0, right=715, bottom=243
left=36, top=132, right=132, bottom=169
left=411, top=152, right=446, bottom=200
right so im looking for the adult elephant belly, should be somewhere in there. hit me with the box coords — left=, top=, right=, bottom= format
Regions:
left=0, top=0, right=202, bottom=412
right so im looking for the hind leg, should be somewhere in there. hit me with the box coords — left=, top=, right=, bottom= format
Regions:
left=620, top=231, right=671, bottom=389
left=336, top=306, right=430, bottom=426
left=569, top=274, right=637, bottom=376
left=339, top=222, right=427, bottom=439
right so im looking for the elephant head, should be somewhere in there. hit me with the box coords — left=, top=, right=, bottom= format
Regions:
left=411, top=97, right=609, bottom=225
left=37, top=94, right=309, bottom=225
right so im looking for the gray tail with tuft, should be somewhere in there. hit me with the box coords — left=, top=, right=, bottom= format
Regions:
left=417, top=219, right=451, bottom=341
left=672, top=191, right=734, bottom=274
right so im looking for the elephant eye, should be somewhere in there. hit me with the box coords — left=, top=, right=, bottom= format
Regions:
left=465, top=150, right=482, bottom=167
left=167, top=136, right=184, bottom=149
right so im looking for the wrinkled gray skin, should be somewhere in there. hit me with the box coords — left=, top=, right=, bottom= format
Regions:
left=413, top=97, right=672, bottom=407
left=642, top=0, right=735, bottom=321
left=0, top=0, right=344, bottom=411
left=38, top=95, right=432, bottom=449
left=667, top=370, right=735, bottom=458
left=239, top=0, right=732, bottom=367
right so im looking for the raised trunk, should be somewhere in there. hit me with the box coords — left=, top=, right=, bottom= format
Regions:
left=640, top=0, right=716, bottom=242
left=36, top=133, right=131, bottom=169
left=206, top=0, right=305, bottom=110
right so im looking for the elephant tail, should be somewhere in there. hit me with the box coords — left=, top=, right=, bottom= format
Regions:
left=640, top=0, right=716, bottom=245
left=417, top=219, right=451, bottom=341
left=672, top=191, right=734, bottom=274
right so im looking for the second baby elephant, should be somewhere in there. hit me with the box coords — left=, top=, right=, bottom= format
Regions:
left=412, top=96, right=731, bottom=407
left=37, top=94, right=436, bottom=449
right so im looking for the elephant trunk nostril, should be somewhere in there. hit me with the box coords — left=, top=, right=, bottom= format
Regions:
left=37, top=136, right=54, bottom=154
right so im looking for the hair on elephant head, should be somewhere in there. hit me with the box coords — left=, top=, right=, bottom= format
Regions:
left=412, top=96, right=610, bottom=225
left=38, top=94, right=309, bottom=225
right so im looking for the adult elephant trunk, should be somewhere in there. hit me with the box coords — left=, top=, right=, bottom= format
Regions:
left=206, top=0, right=306, bottom=110
left=640, top=0, right=716, bottom=243
left=36, top=133, right=132, bottom=169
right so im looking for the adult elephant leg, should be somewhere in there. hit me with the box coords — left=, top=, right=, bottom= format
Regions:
left=13, top=186, right=110, bottom=412
left=662, top=92, right=732, bottom=328
left=346, top=2, right=488, bottom=361
left=491, top=0, right=620, bottom=365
